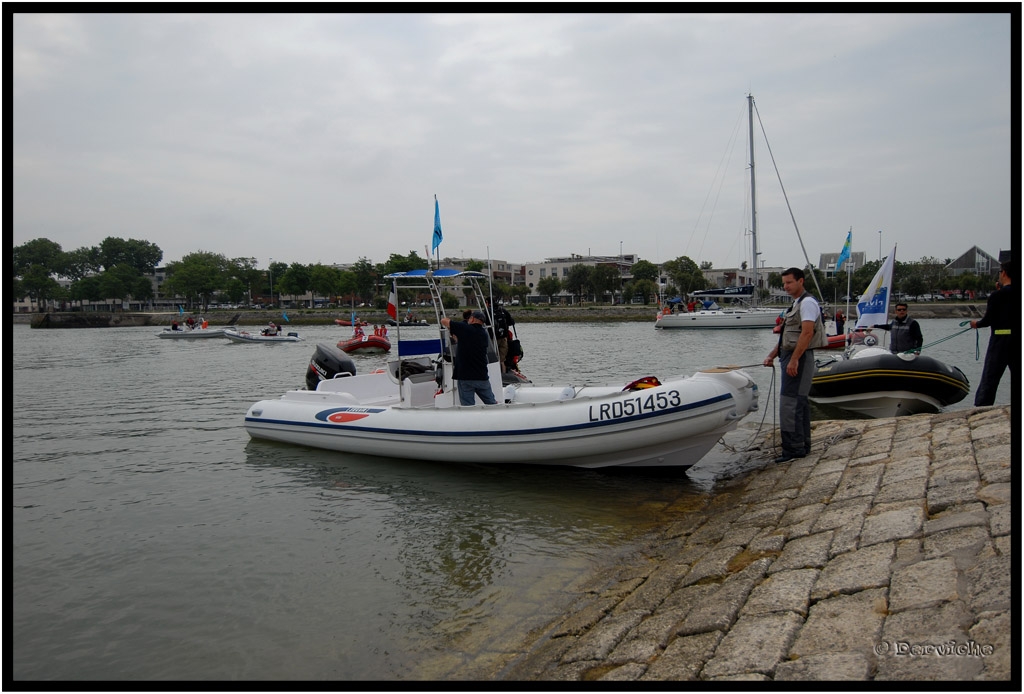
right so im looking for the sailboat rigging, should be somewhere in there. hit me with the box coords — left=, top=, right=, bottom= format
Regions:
left=656, top=94, right=783, bottom=329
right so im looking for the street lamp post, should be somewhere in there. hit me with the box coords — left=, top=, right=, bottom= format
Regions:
left=246, top=257, right=256, bottom=306
left=878, top=230, right=882, bottom=261
left=619, top=241, right=623, bottom=304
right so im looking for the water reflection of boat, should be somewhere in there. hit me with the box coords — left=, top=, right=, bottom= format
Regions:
left=245, top=269, right=759, bottom=469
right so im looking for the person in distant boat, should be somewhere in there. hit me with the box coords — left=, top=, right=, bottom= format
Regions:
left=872, top=303, right=924, bottom=354
left=186, top=316, right=196, bottom=330
left=171, top=319, right=181, bottom=331
left=834, top=308, right=845, bottom=335
left=262, top=321, right=277, bottom=336
left=440, top=311, right=497, bottom=406
left=763, top=267, right=828, bottom=463
left=688, top=300, right=697, bottom=313
left=970, top=261, right=1013, bottom=406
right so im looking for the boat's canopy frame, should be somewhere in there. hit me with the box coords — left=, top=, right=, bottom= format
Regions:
left=382, top=269, right=503, bottom=405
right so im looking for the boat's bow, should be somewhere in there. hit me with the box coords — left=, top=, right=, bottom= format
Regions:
left=810, top=346, right=969, bottom=417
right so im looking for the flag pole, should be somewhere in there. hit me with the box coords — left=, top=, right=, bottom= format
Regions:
left=845, top=228, right=852, bottom=328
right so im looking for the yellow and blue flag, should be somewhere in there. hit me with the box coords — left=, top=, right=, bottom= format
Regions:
left=836, top=230, right=852, bottom=270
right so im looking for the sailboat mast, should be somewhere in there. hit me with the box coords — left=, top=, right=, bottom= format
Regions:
left=748, top=94, right=759, bottom=305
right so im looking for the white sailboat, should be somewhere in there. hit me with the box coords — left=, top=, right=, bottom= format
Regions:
left=656, top=94, right=781, bottom=330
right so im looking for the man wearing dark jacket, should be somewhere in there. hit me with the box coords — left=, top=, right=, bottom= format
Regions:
left=485, top=297, right=516, bottom=373
left=441, top=311, right=497, bottom=406
left=970, top=261, right=1014, bottom=406
left=873, top=303, right=924, bottom=353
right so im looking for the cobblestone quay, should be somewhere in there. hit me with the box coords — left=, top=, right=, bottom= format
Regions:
left=498, top=405, right=1012, bottom=682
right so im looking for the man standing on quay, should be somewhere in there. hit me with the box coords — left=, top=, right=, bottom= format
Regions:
left=763, top=267, right=828, bottom=463
left=970, top=261, right=1014, bottom=406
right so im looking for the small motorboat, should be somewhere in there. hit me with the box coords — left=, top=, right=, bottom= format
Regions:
left=223, top=328, right=304, bottom=344
left=810, top=346, right=969, bottom=418
left=245, top=269, right=759, bottom=469
left=335, top=318, right=368, bottom=327
left=338, top=333, right=391, bottom=354
left=157, top=327, right=226, bottom=339
left=808, top=244, right=969, bottom=418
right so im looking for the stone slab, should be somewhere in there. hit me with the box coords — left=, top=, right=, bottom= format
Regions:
left=774, top=652, right=873, bottom=681
left=788, top=588, right=888, bottom=657
left=811, top=542, right=895, bottom=601
left=889, top=557, right=960, bottom=613
left=640, top=631, right=723, bottom=681
left=701, top=612, right=804, bottom=678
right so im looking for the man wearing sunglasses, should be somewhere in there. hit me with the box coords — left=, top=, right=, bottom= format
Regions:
left=873, top=302, right=924, bottom=354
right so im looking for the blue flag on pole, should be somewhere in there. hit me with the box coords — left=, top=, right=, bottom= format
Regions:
left=432, top=195, right=443, bottom=252
left=282, top=311, right=289, bottom=323
left=179, top=305, right=184, bottom=315
left=836, top=230, right=852, bottom=271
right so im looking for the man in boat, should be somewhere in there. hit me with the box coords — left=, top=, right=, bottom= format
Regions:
left=970, top=260, right=1013, bottom=406
left=762, top=267, right=829, bottom=463
left=171, top=319, right=181, bottom=331
left=872, top=303, right=924, bottom=354
left=440, top=311, right=497, bottom=406
left=834, top=308, right=845, bottom=335
left=485, top=298, right=515, bottom=374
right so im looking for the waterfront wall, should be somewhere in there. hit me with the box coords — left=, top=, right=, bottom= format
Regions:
left=16, top=302, right=989, bottom=328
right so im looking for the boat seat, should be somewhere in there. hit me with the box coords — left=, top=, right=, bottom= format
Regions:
left=401, top=377, right=437, bottom=407
left=404, top=371, right=436, bottom=384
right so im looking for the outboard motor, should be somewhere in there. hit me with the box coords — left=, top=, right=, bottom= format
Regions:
left=306, top=342, right=357, bottom=390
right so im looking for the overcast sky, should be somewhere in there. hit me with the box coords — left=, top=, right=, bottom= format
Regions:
left=13, top=12, right=1014, bottom=273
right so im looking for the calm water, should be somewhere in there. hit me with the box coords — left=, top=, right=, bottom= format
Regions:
left=11, top=319, right=1006, bottom=681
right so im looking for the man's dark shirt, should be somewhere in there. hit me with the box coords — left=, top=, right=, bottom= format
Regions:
left=977, top=284, right=1014, bottom=333
left=447, top=321, right=491, bottom=381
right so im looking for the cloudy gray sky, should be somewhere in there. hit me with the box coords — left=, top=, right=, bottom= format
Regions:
left=13, top=12, right=1013, bottom=273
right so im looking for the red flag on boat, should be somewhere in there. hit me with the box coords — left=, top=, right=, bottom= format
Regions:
left=387, top=290, right=398, bottom=320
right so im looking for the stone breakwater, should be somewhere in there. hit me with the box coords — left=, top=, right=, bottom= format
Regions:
left=497, top=405, right=1011, bottom=682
